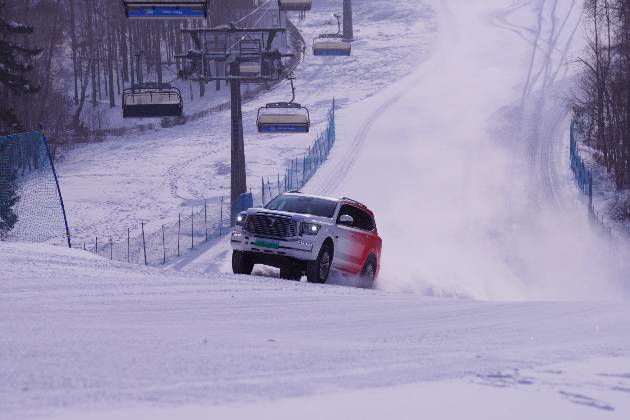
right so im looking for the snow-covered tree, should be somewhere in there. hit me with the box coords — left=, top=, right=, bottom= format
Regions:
left=0, top=0, right=41, bottom=134
left=0, top=142, right=19, bottom=238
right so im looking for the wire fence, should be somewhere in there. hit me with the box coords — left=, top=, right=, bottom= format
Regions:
left=79, top=98, right=336, bottom=266
left=80, top=196, right=228, bottom=265
left=261, top=98, right=336, bottom=205
left=0, top=131, right=70, bottom=245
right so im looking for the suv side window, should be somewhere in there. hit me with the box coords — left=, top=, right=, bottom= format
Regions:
left=337, top=204, right=374, bottom=232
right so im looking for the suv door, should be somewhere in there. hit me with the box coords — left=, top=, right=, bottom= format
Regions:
left=333, top=204, right=374, bottom=274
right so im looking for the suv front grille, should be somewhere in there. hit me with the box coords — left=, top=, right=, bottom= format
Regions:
left=246, top=214, right=297, bottom=238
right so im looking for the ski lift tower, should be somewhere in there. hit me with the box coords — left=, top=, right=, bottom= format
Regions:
left=177, top=26, right=293, bottom=225
left=343, top=0, right=353, bottom=41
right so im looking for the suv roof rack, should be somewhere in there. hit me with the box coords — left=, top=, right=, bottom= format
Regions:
left=340, top=197, right=368, bottom=208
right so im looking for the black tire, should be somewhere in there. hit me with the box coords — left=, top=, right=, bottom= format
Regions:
left=359, top=257, right=377, bottom=289
left=232, top=251, right=254, bottom=275
left=306, top=242, right=333, bottom=284
left=280, top=267, right=302, bottom=281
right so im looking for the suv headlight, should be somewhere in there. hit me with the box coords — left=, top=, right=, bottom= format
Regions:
left=236, top=213, right=247, bottom=226
left=302, top=222, right=321, bottom=235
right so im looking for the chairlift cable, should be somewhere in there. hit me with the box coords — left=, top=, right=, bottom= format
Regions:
left=225, top=0, right=276, bottom=53
left=233, top=0, right=275, bottom=26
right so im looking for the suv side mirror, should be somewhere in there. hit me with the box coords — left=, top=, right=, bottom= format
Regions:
left=338, top=214, right=354, bottom=226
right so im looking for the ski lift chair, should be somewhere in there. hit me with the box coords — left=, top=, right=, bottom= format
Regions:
left=256, top=76, right=310, bottom=133
left=278, top=0, right=312, bottom=12
left=257, top=103, right=310, bottom=133
left=123, top=0, right=208, bottom=19
left=122, top=83, right=183, bottom=118
left=312, top=13, right=351, bottom=56
left=239, top=62, right=262, bottom=78
left=313, top=35, right=351, bottom=56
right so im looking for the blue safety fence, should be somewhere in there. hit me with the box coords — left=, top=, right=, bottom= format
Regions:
left=260, top=98, right=336, bottom=205
left=570, top=119, right=614, bottom=235
left=0, top=131, right=71, bottom=245
left=570, top=119, right=593, bottom=199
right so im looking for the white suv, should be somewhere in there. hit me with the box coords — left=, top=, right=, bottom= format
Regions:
left=230, top=192, right=382, bottom=286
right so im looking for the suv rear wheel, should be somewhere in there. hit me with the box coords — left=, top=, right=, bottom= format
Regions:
left=359, top=257, right=377, bottom=289
left=232, top=251, right=254, bottom=275
left=307, top=243, right=332, bottom=284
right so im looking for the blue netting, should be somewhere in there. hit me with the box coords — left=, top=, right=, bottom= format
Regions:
left=0, top=132, right=69, bottom=245
left=570, top=119, right=593, bottom=197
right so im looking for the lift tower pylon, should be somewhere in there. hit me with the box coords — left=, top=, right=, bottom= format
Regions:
left=229, top=61, right=246, bottom=226
left=177, top=26, right=294, bottom=225
left=343, top=0, right=354, bottom=41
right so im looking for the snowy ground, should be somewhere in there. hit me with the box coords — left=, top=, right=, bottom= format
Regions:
left=55, top=0, right=433, bottom=244
left=4, top=0, right=630, bottom=419
left=2, top=241, right=630, bottom=420
left=299, top=0, right=630, bottom=299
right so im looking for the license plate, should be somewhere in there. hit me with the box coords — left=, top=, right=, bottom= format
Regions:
left=255, top=239, right=279, bottom=249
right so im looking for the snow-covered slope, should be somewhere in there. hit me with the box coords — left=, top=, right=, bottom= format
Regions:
left=301, top=0, right=630, bottom=299
left=2, top=241, right=630, bottom=420
left=55, top=0, right=433, bottom=244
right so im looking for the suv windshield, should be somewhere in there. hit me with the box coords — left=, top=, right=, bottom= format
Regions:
left=265, top=195, right=338, bottom=218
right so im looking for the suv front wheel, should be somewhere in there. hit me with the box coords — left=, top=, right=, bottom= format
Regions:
left=307, top=243, right=332, bottom=284
left=232, top=251, right=254, bottom=275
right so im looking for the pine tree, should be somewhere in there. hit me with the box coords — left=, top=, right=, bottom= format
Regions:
left=0, top=0, right=41, bottom=134
left=0, top=142, right=19, bottom=239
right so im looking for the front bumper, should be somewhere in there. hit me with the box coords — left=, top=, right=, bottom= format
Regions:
left=230, top=230, right=318, bottom=261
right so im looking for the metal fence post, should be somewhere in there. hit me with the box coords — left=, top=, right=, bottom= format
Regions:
left=141, top=221, right=147, bottom=266
left=204, top=200, right=208, bottom=242
left=262, top=177, right=265, bottom=205
left=42, top=134, right=71, bottom=248
left=95, top=237, right=98, bottom=255
left=110, top=236, right=113, bottom=260
left=162, top=224, right=166, bottom=264
left=191, top=207, right=194, bottom=249
left=219, top=197, right=224, bottom=236
left=177, top=213, right=181, bottom=257
left=127, top=228, right=130, bottom=263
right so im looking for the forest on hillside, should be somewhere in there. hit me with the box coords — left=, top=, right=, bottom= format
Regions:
left=0, top=0, right=259, bottom=140
left=576, top=0, right=630, bottom=192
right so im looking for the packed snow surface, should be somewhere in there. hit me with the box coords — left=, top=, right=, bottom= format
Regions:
left=2, top=241, right=630, bottom=420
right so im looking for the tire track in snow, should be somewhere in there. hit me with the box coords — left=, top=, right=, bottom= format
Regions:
left=315, top=93, right=404, bottom=197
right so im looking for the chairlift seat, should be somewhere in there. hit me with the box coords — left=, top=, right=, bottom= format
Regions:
left=123, top=0, right=208, bottom=19
left=278, top=0, right=312, bottom=12
left=313, top=38, right=351, bottom=56
left=123, top=85, right=183, bottom=118
left=239, top=63, right=262, bottom=77
left=257, top=103, right=310, bottom=133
